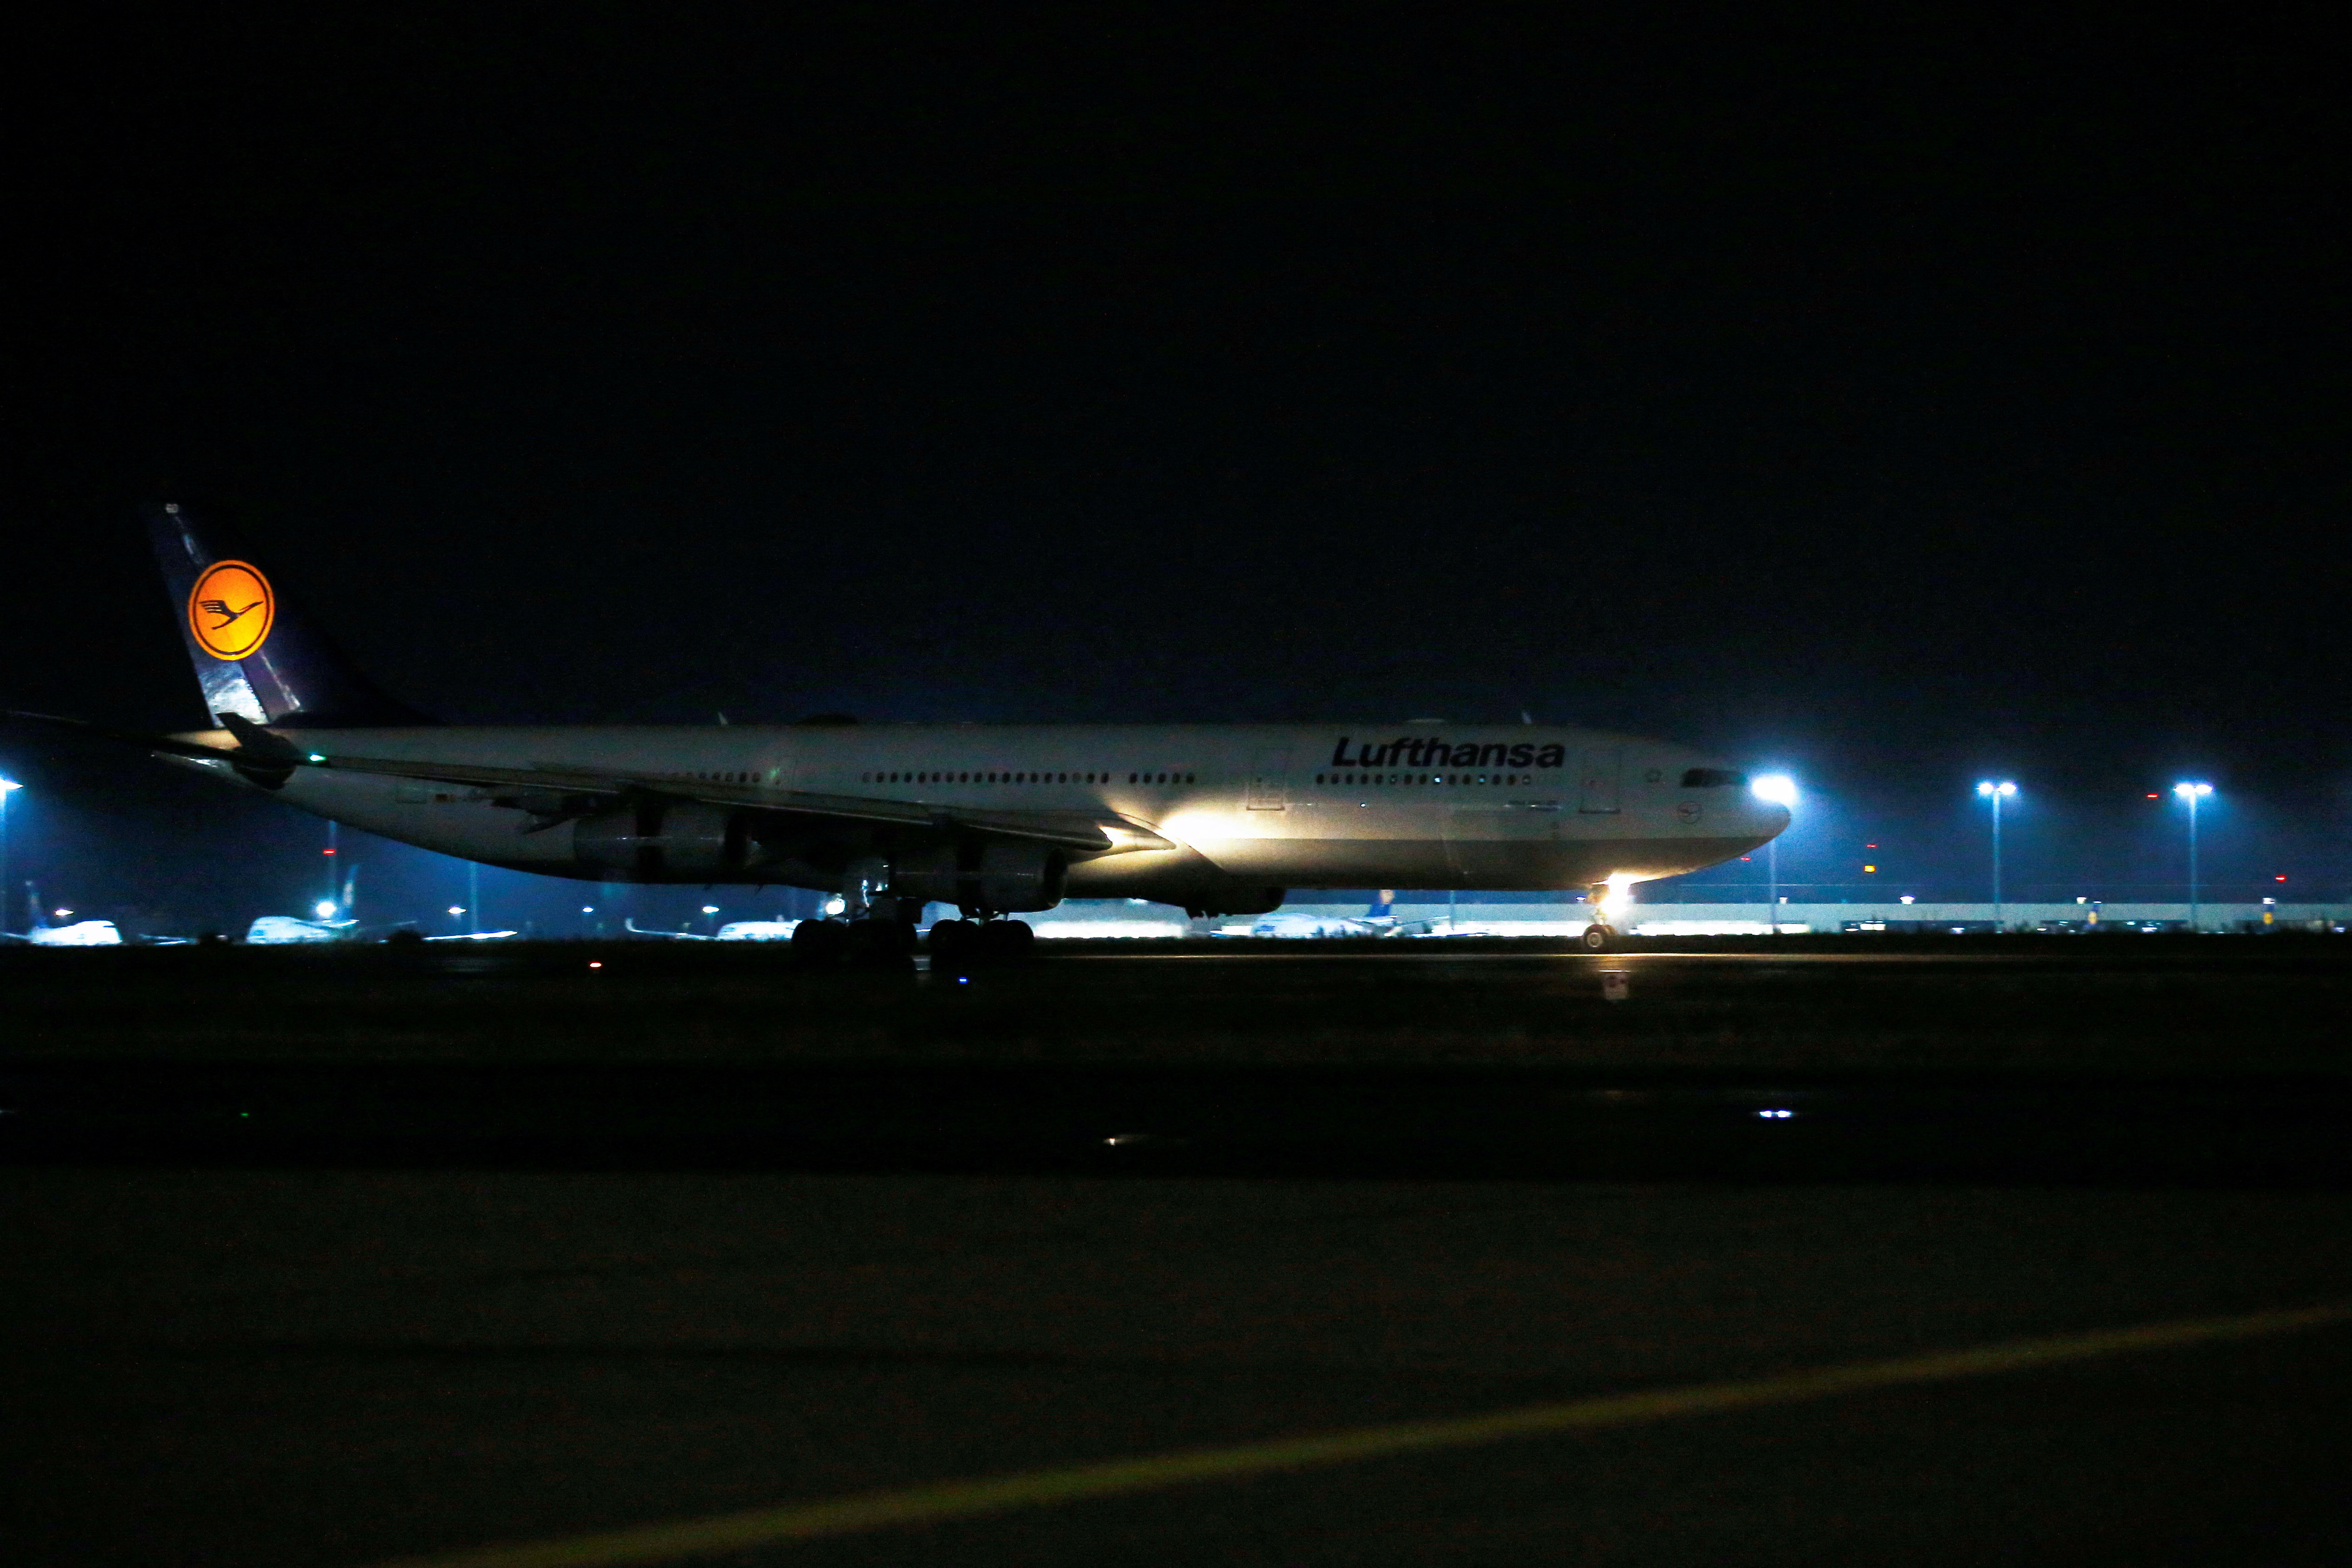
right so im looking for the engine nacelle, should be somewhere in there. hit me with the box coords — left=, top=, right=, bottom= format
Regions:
left=573, top=802, right=745, bottom=878
left=889, top=841, right=1067, bottom=914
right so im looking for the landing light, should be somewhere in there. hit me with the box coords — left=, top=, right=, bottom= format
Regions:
left=314, top=902, right=336, bottom=920
left=1975, top=780, right=2016, bottom=798
left=0, top=778, right=20, bottom=792
left=54, top=909, right=71, bottom=919
left=448, top=906, right=465, bottom=917
left=1757, top=1108, right=1794, bottom=1120
left=2173, top=781, right=2213, bottom=798
left=1750, top=774, right=1798, bottom=807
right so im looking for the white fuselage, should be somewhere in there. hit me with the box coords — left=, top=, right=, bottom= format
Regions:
left=165, top=721, right=1788, bottom=902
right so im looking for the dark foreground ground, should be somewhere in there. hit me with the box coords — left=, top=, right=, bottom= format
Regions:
left=3, top=938, right=2349, bottom=1566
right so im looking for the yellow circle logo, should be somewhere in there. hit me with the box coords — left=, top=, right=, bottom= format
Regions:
left=187, top=560, right=275, bottom=659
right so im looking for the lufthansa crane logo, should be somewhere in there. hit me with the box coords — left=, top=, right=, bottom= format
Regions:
left=187, top=560, right=275, bottom=660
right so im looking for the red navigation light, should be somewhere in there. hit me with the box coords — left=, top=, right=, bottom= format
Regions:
left=2146, top=793, right=2160, bottom=799
left=2276, top=875, right=2288, bottom=882
left=1739, top=856, right=1752, bottom=862
left=323, top=847, right=335, bottom=855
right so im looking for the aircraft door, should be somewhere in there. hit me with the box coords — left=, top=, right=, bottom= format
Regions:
left=1577, top=747, right=1622, bottom=814
left=1245, top=751, right=1290, bottom=810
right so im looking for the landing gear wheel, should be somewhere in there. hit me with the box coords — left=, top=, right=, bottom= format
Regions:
left=976, top=919, right=1035, bottom=960
left=791, top=918, right=849, bottom=965
left=927, top=918, right=973, bottom=962
left=1581, top=922, right=1615, bottom=952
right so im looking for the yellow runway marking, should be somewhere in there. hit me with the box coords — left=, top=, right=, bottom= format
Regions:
left=368, top=1301, right=2351, bottom=1568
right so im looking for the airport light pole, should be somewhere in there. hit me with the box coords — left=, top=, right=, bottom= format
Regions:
left=0, top=777, right=19, bottom=934
left=1976, top=781, right=2017, bottom=930
left=1750, top=776, right=1798, bottom=933
left=2173, top=782, right=2213, bottom=932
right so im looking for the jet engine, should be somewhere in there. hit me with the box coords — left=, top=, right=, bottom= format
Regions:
left=888, top=841, right=1067, bottom=914
left=573, top=801, right=747, bottom=879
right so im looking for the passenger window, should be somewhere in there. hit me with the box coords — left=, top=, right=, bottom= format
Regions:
left=1681, top=768, right=1749, bottom=788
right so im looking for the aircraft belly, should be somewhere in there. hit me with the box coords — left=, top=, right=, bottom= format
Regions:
left=1187, top=834, right=1759, bottom=890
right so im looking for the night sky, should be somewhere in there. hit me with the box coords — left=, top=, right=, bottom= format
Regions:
left=9, top=13, right=2346, bottom=930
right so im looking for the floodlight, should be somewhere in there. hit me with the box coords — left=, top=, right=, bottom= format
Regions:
left=2171, top=784, right=2214, bottom=929
left=1976, top=781, right=2019, bottom=925
left=1750, top=774, right=1798, bottom=807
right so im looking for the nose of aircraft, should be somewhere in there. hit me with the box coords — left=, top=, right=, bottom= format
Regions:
left=1749, top=797, right=1793, bottom=844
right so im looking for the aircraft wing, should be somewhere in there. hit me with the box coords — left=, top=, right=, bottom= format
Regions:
left=4, top=711, right=1169, bottom=855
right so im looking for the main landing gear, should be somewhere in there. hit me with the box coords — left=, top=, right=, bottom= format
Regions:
left=789, top=857, right=1039, bottom=969
left=926, top=917, right=1034, bottom=965
left=791, top=862, right=922, bottom=968
left=789, top=913, right=916, bottom=967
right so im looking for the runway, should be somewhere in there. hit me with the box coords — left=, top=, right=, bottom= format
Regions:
left=4, top=940, right=2349, bottom=1565
left=4, top=935, right=2347, bottom=1072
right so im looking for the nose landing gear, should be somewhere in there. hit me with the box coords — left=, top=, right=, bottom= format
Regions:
left=1581, top=882, right=1617, bottom=951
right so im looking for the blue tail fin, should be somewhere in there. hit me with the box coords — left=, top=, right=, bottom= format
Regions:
left=148, top=504, right=436, bottom=729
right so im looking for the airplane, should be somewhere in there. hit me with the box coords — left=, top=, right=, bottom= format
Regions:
left=2, top=883, right=125, bottom=946
left=620, top=917, right=806, bottom=942
left=5, top=505, right=1791, bottom=958
left=244, top=863, right=363, bottom=942
left=714, top=920, right=801, bottom=942
left=1221, top=893, right=1431, bottom=939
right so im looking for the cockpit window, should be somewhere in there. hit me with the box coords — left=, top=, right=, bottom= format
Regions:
left=1681, top=768, right=1749, bottom=788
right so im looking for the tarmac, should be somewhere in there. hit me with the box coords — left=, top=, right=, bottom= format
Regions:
left=4, top=938, right=2349, bottom=1565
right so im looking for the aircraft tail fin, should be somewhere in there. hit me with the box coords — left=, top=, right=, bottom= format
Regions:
left=1367, top=890, right=1394, bottom=919
left=148, top=503, right=437, bottom=729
